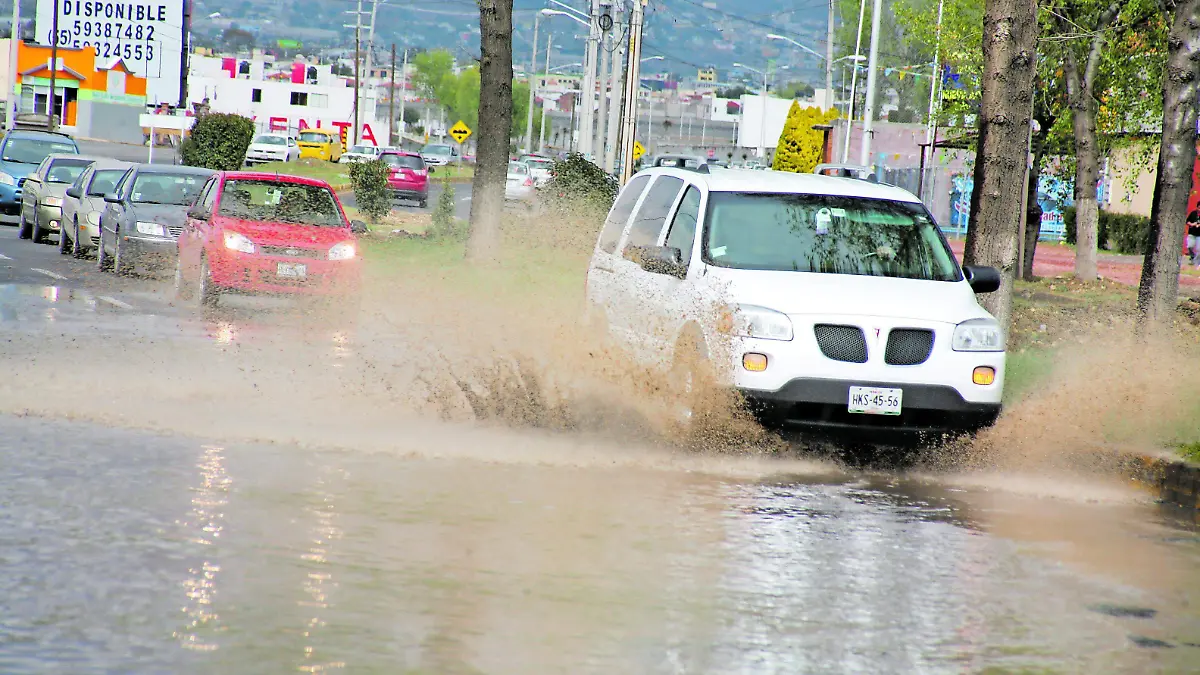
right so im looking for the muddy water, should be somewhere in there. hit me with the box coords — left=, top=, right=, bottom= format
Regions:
left=2, top=287, right=1200, bottom=673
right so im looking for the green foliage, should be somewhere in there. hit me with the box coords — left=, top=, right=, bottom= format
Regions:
left=412, top=49, right=480, bottom=130
left=772, top=102, right=839, bottom=174
left=1062, top=206, right=1152, bottom=254
left=776, top=81, right=816, bottom=100
left=180, top=113, right=255, bottom=171
left=511, top=80, right=545, bottom=140
left=348, top=159, right=392, bottom=224
left=1180, top=442, right=1200, bottom=463
left=542, top=153, right=619, bottom=213
left=715, top=85, right=748, bottom=99
left=837, top=0, right=937, bottom=123
left=429, top=176, right=462, bottom=239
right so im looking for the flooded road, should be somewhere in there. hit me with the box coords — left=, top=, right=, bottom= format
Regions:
left=3, top=415, right=1199, bottom=674
left=2, top=228, right=1200, bottom=673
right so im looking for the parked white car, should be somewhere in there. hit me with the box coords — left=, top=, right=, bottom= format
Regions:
left=520, top=154, right=554, bottom=186
left=244, top=134, right=299, bottom=165
left=505, top=161, right=536, bottom=203
left=584, top=167, right=1006, bottom=437
left=339, top=144, right=381, bottom=164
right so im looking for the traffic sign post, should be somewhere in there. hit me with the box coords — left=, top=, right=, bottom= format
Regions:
left=449, top=120, right=472, bottom=145
left=632, top=141, right=645, bottom=161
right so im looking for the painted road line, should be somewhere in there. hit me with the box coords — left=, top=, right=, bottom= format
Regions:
left=31, top=268, right=67, bottom=281
left=0, top=253, right=11, bottom=260
left=97, top=295, right=134, bottom=310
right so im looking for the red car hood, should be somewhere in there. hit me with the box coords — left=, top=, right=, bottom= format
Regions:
left=215, top=217, right=355, bottom=248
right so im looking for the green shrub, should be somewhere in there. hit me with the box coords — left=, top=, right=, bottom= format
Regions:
left=429, top=176, right=461, bottom=239
left=1063, top=206, right=1151, bottom=254
left=180, top=113, right=255, bottom=171
left=542, top=153, right=618, bottom=213
left=348, top=159, right=392, bottom=223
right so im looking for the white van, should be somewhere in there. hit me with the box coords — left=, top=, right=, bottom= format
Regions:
left=584, top=167, right=1007, bottom=436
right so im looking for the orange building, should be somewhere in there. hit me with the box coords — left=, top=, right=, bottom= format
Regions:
left=14, top=41, right=148, bottom=143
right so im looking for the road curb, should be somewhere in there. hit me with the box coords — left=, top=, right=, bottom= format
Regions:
left=1122, top=452, right=1200, bottom=511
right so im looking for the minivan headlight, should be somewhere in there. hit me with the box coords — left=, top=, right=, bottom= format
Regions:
left=952, top=319, right=1005, bottom=351
left=135, top=221, right=166, bottom=236
left=724, top=305, right=794, bottom=341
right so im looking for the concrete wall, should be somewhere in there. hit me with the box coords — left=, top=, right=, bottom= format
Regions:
left=77, top=101, right=145, bottom=145
left=1106, top=143, right=1155, bottom=217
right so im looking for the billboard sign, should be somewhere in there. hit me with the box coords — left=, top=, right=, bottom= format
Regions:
left=35, top=0, right=190, bottom=105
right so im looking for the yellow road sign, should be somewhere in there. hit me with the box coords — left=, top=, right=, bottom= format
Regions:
left=632, top=140, right=645, bottom=160
left=449, top=120, right=472, bottom=144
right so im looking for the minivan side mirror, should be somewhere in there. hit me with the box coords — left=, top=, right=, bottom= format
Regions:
left=103, top=192, right=120, bottom=203
left=963, top=265, right=1002, bottom=293
left=350, top=219, right=368, bottom=234
left=631, top=245, right=687, bottom=278
left=65, top=186, right=82, bottom=199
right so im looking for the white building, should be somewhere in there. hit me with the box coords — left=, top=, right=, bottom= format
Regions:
left=187, top=54, right=385, bottom=146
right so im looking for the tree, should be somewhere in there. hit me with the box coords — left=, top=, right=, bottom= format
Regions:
left=962, top=0, right=1039, bottom=328
left=511, top=80, right=544, bottom=140
left=777, top=81, right=816, bottom=100
left=348, top=159, right=392, bottom=224
left=715, top=85, right=748, bottom=99
left=180, top=114, right=255, bottom=171
left=467, top=0, right=514, bottom=263
left=772, top=102, right=839, bottom=173
left=1137, top=0, right=1200, bottom=323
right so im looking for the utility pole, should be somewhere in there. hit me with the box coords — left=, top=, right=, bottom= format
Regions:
left=389, top=43, right=397, bottom=146
left=539, top=32, right=552, bottom=152
left=524, top=11, right=541, bottom=154
left=398, top=46, right=409, bottom=141
left=859, top=0, right=884, bottom=168
left=344, top=0, right=366, bottom=146
left=603, top=4, right=624, bottom=172
left=363, top=0, right=380, bottom=143
left=825, top=0, right=834, bottom=110
left=841, top=0, right=868, bottom=162
left=923, top=0, right=945, bottom=201
left=593, top=30, right=610, bottom=162
left=6, top=0, right=19, bottom=128
left=48, top=0, right=60, bottom=130
left=618, top=0, right=646, bottom=184
left=578, top=0, right=600, bottom=158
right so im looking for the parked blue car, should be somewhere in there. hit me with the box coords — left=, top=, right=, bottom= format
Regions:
left=0, top=129, right=80, bottom=226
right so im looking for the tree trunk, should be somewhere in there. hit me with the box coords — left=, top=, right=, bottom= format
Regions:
left=466, top=0, right=514, bottom=263
left=962, top=0, right=1038, bottom=329
left=1137, top=0, right=1200, bottom=324
left=1021, top=126, right=1048, bottom=280
left=1064, top=56, right=1101, bottom=280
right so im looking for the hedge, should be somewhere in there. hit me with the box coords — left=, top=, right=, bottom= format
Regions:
left=1063, top=206, right=1152, bottom=255
left=180, top=113, right=255, bottom=171
left=772, top=102, right=839, bottom=174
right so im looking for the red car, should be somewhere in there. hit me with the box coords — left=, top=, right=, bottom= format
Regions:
left=380, top=151, right=430, bottom=207
left=174, top=172, right=366, bottom=307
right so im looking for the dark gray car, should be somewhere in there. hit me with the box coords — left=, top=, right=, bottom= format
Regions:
left=97, top=165, right=214, bottom=275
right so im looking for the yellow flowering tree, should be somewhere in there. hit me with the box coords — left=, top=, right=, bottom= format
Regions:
left=772, top=102, right=840, bottom=174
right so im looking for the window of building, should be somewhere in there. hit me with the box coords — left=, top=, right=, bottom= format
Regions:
left=306, top=66, right=318, bottom=84
left=251, top=88, right=262, bottom=103
left=290, top=91, right=308, bottom=106
left=106, top=70, right=126, bottom=96
left=238, top=61, right=251, bottom=77
left=308, top=93, right=329, bottom=108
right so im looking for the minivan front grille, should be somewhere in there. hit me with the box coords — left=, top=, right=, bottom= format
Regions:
left=885, top=329, right=934, bottom=365
left=814, top=324, right=868, bottom=363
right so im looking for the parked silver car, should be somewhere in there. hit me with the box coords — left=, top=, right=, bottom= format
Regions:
left=59, top=159, right=132, bottom=257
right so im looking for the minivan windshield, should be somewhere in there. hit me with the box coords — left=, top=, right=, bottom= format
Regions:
left=702, top=192, right=960, bottom=282
left=298, top=131, right=331, bottom=144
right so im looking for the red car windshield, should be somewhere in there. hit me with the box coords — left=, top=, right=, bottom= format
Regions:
left=217, top=179, right=345, bottom=228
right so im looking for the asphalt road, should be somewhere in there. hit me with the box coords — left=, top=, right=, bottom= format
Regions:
left=76, top=139, right=180, bottom=165
left=2, top=216, right=1199, bottom=673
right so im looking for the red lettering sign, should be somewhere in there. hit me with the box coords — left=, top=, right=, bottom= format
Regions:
left=331, top=121, right=352, bottom=145
left=268, top=116, right=287, bottom=132
left=360, top=123, right=377, bottom=146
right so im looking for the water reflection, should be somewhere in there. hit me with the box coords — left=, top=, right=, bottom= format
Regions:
left=297, top=466, right=345, bottom=673
left=174, top=444, right=230, bottom=652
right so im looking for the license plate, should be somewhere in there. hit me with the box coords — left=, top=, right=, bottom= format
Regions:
left=276, top=262, right=307, bottom=278
left=848, top=386, right=903, bottom=416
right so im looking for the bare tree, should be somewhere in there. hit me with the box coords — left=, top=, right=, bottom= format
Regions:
left=466, top=0, right=514, bottom=263
left=1057, top=1, right=1124, bottom=280
left=1137, top=0, right=1199, bottom=323
left=963, top=0, right=1039, bottom=327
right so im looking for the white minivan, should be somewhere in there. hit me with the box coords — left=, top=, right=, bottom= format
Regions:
left=584, top=167, right=1007, bottom=436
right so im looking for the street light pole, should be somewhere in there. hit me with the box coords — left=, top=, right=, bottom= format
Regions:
left=524, top=10, right=542, bottom=154
left=618, top=0, right=647, bottom=184
left=859, top=0, right=884, bottom=168
left=539, top=33, right=552, bottom=152
left=825, top=0, right=835, bottom=110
